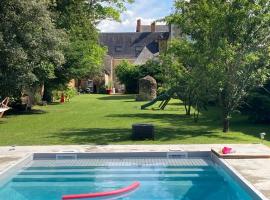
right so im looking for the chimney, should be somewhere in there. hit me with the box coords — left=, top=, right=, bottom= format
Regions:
left=136, top=19, right=141, bottom=32
left=151, top=22, right=156, bottom=32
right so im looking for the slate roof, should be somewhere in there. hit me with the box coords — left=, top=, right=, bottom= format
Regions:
left=134, top=47, right=158, bottom=65
left=99, top=32, right=169, bottom=59
left=141, top=25, right=169, bottom=32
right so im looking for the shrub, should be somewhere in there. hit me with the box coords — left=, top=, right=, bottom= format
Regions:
left=157, top=87, right=166, bottom=96
left=115, top=60, right=140, bottom=93
left=115, top=60, right=164, bottom=94
left=246, top=92, right=270, bottom=123
left=34, top=93, right=42, bottom=105
left=139, top=60, right=164, bottom=87
left=245, top=80, right=270, bottom=123
left=64, top=87, right=77, bottom=100
left=51, top=87, right=77, bottom=102
left=98, top=85, right=107, bottom=94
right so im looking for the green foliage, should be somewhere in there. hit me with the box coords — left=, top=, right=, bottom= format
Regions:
left=98, top=85, right=107, bottom=94
left=105, top=80, right=113, bottom=90
left=168, top=0, right=270, bottom=132
left=51, top=0, right=106, bottom=80
left=139, top=60, right=164, bottom=87
left=47, top=0, right=133, bottom=89
left=115, top=60, right=140, bottom=93
left=161, top=39, right=215, bottom=119
left=0, top=0, right=66, bottom=99
left=65, top=87, right=77, bottom=100
left=116, top=60, right=165, bottom=94
left=245, top=80, right=270, bottom=123
left=34, top=93, right=42, bottom=105
left=0, top=0, right=133, bottom=104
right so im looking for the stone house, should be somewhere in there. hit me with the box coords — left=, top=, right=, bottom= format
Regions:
left=77, top=19, right=180, bottom=93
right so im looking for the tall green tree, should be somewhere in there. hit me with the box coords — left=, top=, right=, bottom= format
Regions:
left=168, top=0, right=270, bottom=132
left=162, top=39, right=215, bottom=119
left=0, top=0, right=66, bottom=100
left=49, top=0, right=134, bottom=84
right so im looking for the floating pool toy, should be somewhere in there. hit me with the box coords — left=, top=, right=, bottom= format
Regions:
left=62, top=182, right=140, bottom=200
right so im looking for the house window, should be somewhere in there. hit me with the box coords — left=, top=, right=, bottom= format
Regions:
left=115, top=46, right=123, bottom=52
left=135, top=46, right=143, bottom=52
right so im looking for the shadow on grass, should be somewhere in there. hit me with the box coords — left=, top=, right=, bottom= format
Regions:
left=168, top=102, right=183, bottom=106
left=229, top=117, right=270, bottom=141
left=0, top=120, right=7, bottom=124
left=7, top=109, right=47, bottom=116
left=97, top=95, right=135, bottom=101
left=49, top=125, right=244, bottom=145
left=106, top=113, right=192, bottom=125
left=46, top=110, right=269, bottom=144
left=48, top=102, right=61, bottom=106
left=106, top=112, right=269, bottom=142
left=49, top=128, right=131, bottom=145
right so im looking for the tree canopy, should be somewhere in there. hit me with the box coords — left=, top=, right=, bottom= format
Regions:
left=0, top=0, right=66, bottom=99
left=167, top=0, right=270, bottom=132
left=0, top=0, right=133, bottom=102
left=46, top=0, right=134, bottom=91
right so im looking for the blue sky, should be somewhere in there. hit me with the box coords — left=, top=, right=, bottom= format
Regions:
left=98, top=0, right=174, bottom=32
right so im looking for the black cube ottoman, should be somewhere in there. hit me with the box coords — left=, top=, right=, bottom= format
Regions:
left=132, top=124, right=154, bottom=140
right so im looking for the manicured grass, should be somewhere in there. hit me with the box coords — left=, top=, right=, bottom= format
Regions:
left=0, top=94, right=269, bottom=146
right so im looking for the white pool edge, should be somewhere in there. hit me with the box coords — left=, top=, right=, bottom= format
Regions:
left=0, top=154, right=32, bottom=187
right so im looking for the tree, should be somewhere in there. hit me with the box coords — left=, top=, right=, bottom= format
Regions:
left=45, top=0, right=134, bottom=93
left=115, top=59, right=166, bottom=94
left=161, top=39, right=214, bottom=119
left=115, top=60, right=140, bottom=93
left=168, top=0, right=270, bottom=132
left=139, top=60, right=164, bottom=87
left=0, top=0, right=66, bottom=100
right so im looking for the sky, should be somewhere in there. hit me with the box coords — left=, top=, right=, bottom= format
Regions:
left=97, top=0, right=175, bottom=32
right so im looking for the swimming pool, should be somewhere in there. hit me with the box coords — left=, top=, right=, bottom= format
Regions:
left=0, top=152, right=264, bottom=200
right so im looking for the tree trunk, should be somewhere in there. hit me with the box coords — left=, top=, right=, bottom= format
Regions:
left=219, top=87, right=230, bottom=133
left=187, top=104, right=191, bottom=115
left=223, top=115, right=230, bottom=133
left=184, top=93, right=192, bottom=116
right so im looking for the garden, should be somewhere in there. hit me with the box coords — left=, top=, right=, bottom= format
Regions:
left=0, top=0, right=269, bottom=146
left=0, top=94, right=269, bottom=146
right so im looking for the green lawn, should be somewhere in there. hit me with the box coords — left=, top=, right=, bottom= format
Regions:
left=0, top=94, right=269, bottom=146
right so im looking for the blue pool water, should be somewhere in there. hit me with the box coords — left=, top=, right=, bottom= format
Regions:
left=0, top=158, right=258, bottom=200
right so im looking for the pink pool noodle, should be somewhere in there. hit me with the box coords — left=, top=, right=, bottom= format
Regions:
left=62, top=182, right=140, bottom=200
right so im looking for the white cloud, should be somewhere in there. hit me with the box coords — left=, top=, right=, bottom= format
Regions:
left=97, top=0, right=174, bottom=32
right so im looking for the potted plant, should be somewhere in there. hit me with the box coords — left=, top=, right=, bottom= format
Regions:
left=106, top=81, right=113, bottom=95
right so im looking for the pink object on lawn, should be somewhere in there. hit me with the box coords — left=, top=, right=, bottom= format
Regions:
left=222, top=147, right=233, bottom=154
left=62, top=182, right=140, bottom=200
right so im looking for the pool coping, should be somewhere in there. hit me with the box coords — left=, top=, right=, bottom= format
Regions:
left=0, top=153, right=32, bottom=187
left=0, top=151, right=268, bottom=200
left=211, top=153, right=268, bottom=200
left=211, top=148, right=270, bottom=159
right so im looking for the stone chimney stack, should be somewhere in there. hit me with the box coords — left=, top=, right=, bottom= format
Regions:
left=136, top=19, right=141, bottom=32
left=151, top=22, right=156, bottom=32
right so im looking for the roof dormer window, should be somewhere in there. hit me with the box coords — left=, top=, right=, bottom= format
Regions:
left=135, top=46, right=143, bottom=52
left=115, top=46, right=123, bottom=52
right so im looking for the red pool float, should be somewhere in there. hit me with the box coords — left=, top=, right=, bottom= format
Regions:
left=62, top=182, right=140, bottom=200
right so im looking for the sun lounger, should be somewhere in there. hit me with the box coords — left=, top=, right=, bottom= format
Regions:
left=0, top=97, right=10, bottom=118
